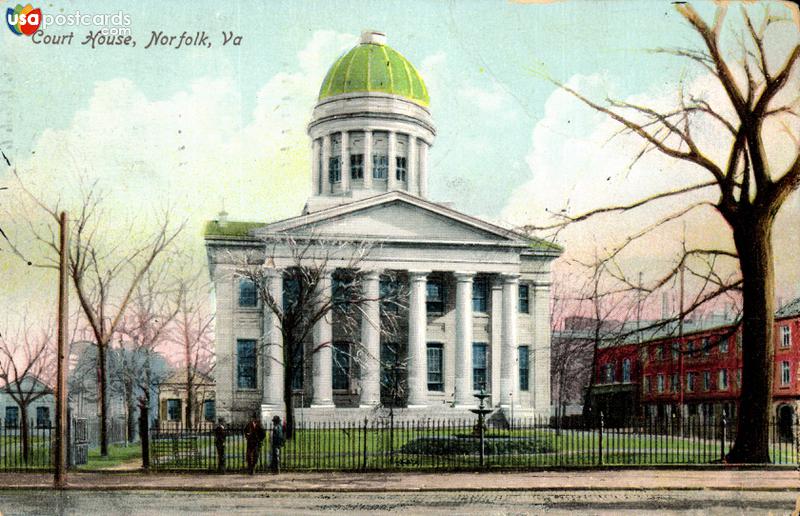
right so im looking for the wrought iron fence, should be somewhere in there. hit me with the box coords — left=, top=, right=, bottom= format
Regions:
left=0, top=421, right=53, bottom=470
left=147, top=414, right=800, bottom=472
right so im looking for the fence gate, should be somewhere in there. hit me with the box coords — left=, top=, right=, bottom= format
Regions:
left=70, top=417, right=89, bottom=466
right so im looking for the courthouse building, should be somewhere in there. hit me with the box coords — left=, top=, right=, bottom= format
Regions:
left=205, top=31, right=561, bottom=423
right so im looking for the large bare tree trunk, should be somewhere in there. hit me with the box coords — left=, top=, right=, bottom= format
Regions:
left=727, top=215, right=775, bottom=463
left=98, top=343, right=109, bottom=456
left=20, top=408, right=30, bottom=464
left=283, top=338, right=296, bottom=440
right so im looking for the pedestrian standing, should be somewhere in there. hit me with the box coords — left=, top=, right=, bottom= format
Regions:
left=213, top=417, right=227, bottom=473
left=270, top=415, right=285, bottom=474
left=244, top=412, right=266, bottom=475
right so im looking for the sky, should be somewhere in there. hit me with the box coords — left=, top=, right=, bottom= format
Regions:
left=1, top=0, right=799, bottom=327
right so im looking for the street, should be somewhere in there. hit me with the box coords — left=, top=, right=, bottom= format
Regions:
left=1, top=489, right=798, bottom=515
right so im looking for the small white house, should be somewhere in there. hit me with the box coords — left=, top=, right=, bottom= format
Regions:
left=1, top=376, right=56, bottom=429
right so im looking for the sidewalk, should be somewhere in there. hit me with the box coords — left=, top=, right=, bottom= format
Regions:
left=1, top=469, right=798, bottom=492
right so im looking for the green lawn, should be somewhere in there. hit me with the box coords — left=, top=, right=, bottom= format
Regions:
left=0, top=435, right=53, bottom=469
left=80, top=443, right=142, bottom=470
left=148, top=426, right=799, bottom=471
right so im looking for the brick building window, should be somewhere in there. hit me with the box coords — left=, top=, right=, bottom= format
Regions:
left=703, top=371, right=711, bottom=391
left=719, top=337, right=728, bottom=354
left=781, top=361, right=791, bottom=386
left=657, top=374, right=665, bottom=393
left=718, top=369, right=729, bottom=390
left=622, top=358, right=631, bottom=383
left=781, top=326, right=791, bottom=348
left=670, top=373, right=679, bottom=392
left=686, top=372, right=695, bottom=392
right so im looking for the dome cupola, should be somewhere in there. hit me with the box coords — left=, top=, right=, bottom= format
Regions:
left=305, top=31, right=436, bottom=213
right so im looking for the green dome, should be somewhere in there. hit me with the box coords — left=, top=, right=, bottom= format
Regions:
left=318, top=36, right=430, bottom=107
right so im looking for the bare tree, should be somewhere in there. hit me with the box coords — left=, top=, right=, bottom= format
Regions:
left=13, top=177, right=185, bottom=455
left=529, top=4, right=799, bottom=462
left=117, top=261, right=181, bottom=435
left=234, top=235, right=406, bottom=438
left=169, top=267, right=215, bottom=430
left=0, top=318, right=55, bottom=462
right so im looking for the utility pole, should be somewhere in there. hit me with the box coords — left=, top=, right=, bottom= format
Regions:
left=54, top=212, right=69, bottom=488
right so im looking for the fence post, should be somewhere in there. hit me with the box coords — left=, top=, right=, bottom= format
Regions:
left=362, top=417, right=368, bottom=471
left=720, top=410, right=727, bottom=463
left=598, top=411, right=604, bottom=466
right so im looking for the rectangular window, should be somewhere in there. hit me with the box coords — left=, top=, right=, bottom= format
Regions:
left=380, top=278, right=400, bottom=313
left=736, top=369, right=741, bottom=389
left=427, top=343, right=443, bottom=391
left=203, top=400, right=216, bottom=422
left=36, top=406, right=50, bottom=428
left=395, top=156, right=407, bottom=181
left=350, top=153, right=364, bottom=179
left=426, top=278, right=444, bottom=314
left=237, top=339, right=257, bottom=389
left=332, top=277, right=349, bottom=308
left=472, top=343, right=488, bottom=391
left=657, top=374, right=665, bottom=393
left=736, top=331, right=742, bottom=351
left=472, top=277, right=488, bottom=313
left=671, top=373, right=679, bottom=392
left=718, top=369, right=729, bottom=390
left=518, top=346, right=529, bottom=391
left=686, top=372, right=695, bottom=392
left=238, top=278, right=257, bottom=307
left=518, top=284, right=529, bottom=313
left=283, top=276, right=300, bottom=310
left=781, top=326, right=791, bottom=348
left=604, top=362, right=615, bottom=384
left=381, top=342, right=400, bottom=391
left=167, top=399, right=181, bottom=421
left=329, top=156, right=341, bottom=183
left=781, top=361, right=791, bottom=386
left=332, top=341, right=351, bottom=390
left=702, top=338, right=710, bottom=356
left=622, top=358, right=631, bottom=383
left=4, top=406, right=19, bottom=427
left=719, top=338, right=728, bottom=354
left=688, top=340, right=696, bottom=355
left=372, top=154, right=388, bottom=179
left=655, top=345, right=663, bottom=361
left=643, top=376, right=650, bottom=393
left=671, top=342, right=680, bottom=360
left=703, top=371, right=711, bottom=391
left=291, top=343, right=304, bottom=390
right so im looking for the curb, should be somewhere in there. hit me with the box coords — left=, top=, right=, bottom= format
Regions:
left=1, top=485, right=800, bottom=493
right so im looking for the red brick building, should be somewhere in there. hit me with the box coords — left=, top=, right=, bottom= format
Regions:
left=590, top=297, right=800, bottom=429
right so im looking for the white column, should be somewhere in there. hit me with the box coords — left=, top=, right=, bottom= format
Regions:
left=418, top=141, right=428, bottom=198
left=490, top=276, right=503, bottom=407
left=322, top=134, right=331, bottom=194
left=363, top=130, right=373, bottom=190
left=359, top=270, right=381, bottom=407
left=311, top=139, right=321, bottom=196
left=454, top=272, right=474, bottom=406
left=387, top=131, right=398, bottom=191
left=532, top=282, right=552, bottom=412
left=407, top=136, right=418, bottom=195
left=340, top=131, right=350, bottom=193
left=311, top=270, right=335, bottom=408
left=407, top=270, right=429, bottom=408
left=500, top=274, right=519, bottom=408
left=262, top=269, right=284, bottom=409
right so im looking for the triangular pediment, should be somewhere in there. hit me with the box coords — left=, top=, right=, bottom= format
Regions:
left=255, top=192, right=530, bottom=246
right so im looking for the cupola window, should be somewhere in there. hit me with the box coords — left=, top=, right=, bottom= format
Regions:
left=349, top=131, right=365, bottom=180
left=329, top=156, right=341, bottom=183
left=395, top=156, right=407, bottom=182
left=395, top=134, right=408, bottom=182
left=372, top=131, right=389, bottom=180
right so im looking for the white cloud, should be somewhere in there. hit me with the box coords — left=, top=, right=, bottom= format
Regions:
left=1, top=30, right=357, bottom=316
left=502, top=72, right=800, bottom=301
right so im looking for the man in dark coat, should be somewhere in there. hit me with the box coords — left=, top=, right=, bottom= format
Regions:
left=213, top=418, right=227, bottom=473
left=270, top=415, right=285, bottom=474
left=244, top=412, right=266, bottom=475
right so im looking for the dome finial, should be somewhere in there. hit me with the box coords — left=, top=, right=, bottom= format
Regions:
left=360, top=30, right=386, bottom=45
